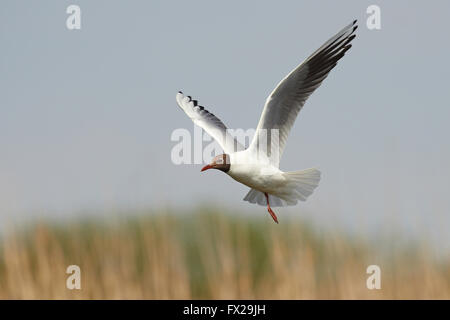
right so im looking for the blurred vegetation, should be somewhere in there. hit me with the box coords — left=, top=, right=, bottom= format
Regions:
left=0, top=208, right=448, bottom=299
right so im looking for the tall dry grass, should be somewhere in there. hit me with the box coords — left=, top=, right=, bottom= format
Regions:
left=0, top=209, right=448, bottom=299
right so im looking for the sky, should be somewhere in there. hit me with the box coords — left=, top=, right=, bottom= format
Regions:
left=0, top=1, right=449, bottom=249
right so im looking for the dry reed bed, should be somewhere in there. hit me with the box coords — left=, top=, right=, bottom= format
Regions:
left=0, top=210, right=448, bottom=299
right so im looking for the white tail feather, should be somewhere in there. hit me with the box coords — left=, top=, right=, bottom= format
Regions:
left=243, top=168, right=321, bottom=207
left=243, top=189, right=288, bottom=207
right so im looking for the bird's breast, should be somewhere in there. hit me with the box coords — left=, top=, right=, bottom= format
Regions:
left=227, top=162, right=284, bottom=192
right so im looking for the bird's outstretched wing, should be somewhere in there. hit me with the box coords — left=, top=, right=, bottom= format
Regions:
left=249, top=20, right=358, bottom=167
left=176, top=91, right=244, bottom=154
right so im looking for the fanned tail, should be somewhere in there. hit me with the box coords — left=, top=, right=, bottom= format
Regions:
left=283, top=168, right=321, bottom=201
left=243, top=189, right=288, bottom=207
left=243, top=168, right=321, bottom=207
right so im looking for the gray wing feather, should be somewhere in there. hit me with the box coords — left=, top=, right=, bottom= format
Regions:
left=250, top=20, right=358, bottom=166
left=176, top=92, right=244, bottom=154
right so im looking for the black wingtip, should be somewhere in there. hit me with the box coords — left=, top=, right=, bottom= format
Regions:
left=342, top=44, right=352, bottom=53
left=353, top=19, right=357, bottom=25
left=178, top=90, right=183, bottom=94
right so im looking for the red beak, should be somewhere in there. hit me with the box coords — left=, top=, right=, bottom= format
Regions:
left=201, top=164, right=213, bottom=172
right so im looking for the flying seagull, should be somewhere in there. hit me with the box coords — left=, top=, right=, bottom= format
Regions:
left=176, top=20, right=357, bottom=223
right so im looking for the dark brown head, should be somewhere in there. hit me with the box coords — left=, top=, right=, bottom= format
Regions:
left=201, top=154, right=230, bottom=173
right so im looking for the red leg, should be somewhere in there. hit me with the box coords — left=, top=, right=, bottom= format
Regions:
left=264, top=192, right=279, bottom=224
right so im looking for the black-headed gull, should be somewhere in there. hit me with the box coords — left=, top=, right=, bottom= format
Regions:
left=176, top=20, right=357, bottom=223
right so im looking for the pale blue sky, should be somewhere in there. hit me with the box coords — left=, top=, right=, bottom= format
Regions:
left=1, top=1, right=449, bottom=249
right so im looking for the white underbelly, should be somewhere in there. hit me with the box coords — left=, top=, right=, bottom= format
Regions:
left=227, top=163, right=286, bottom=193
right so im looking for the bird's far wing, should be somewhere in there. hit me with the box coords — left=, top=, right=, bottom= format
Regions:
left=249, top=20, right=358, bottom=167
left=176, top=91, right=244, bottom=154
